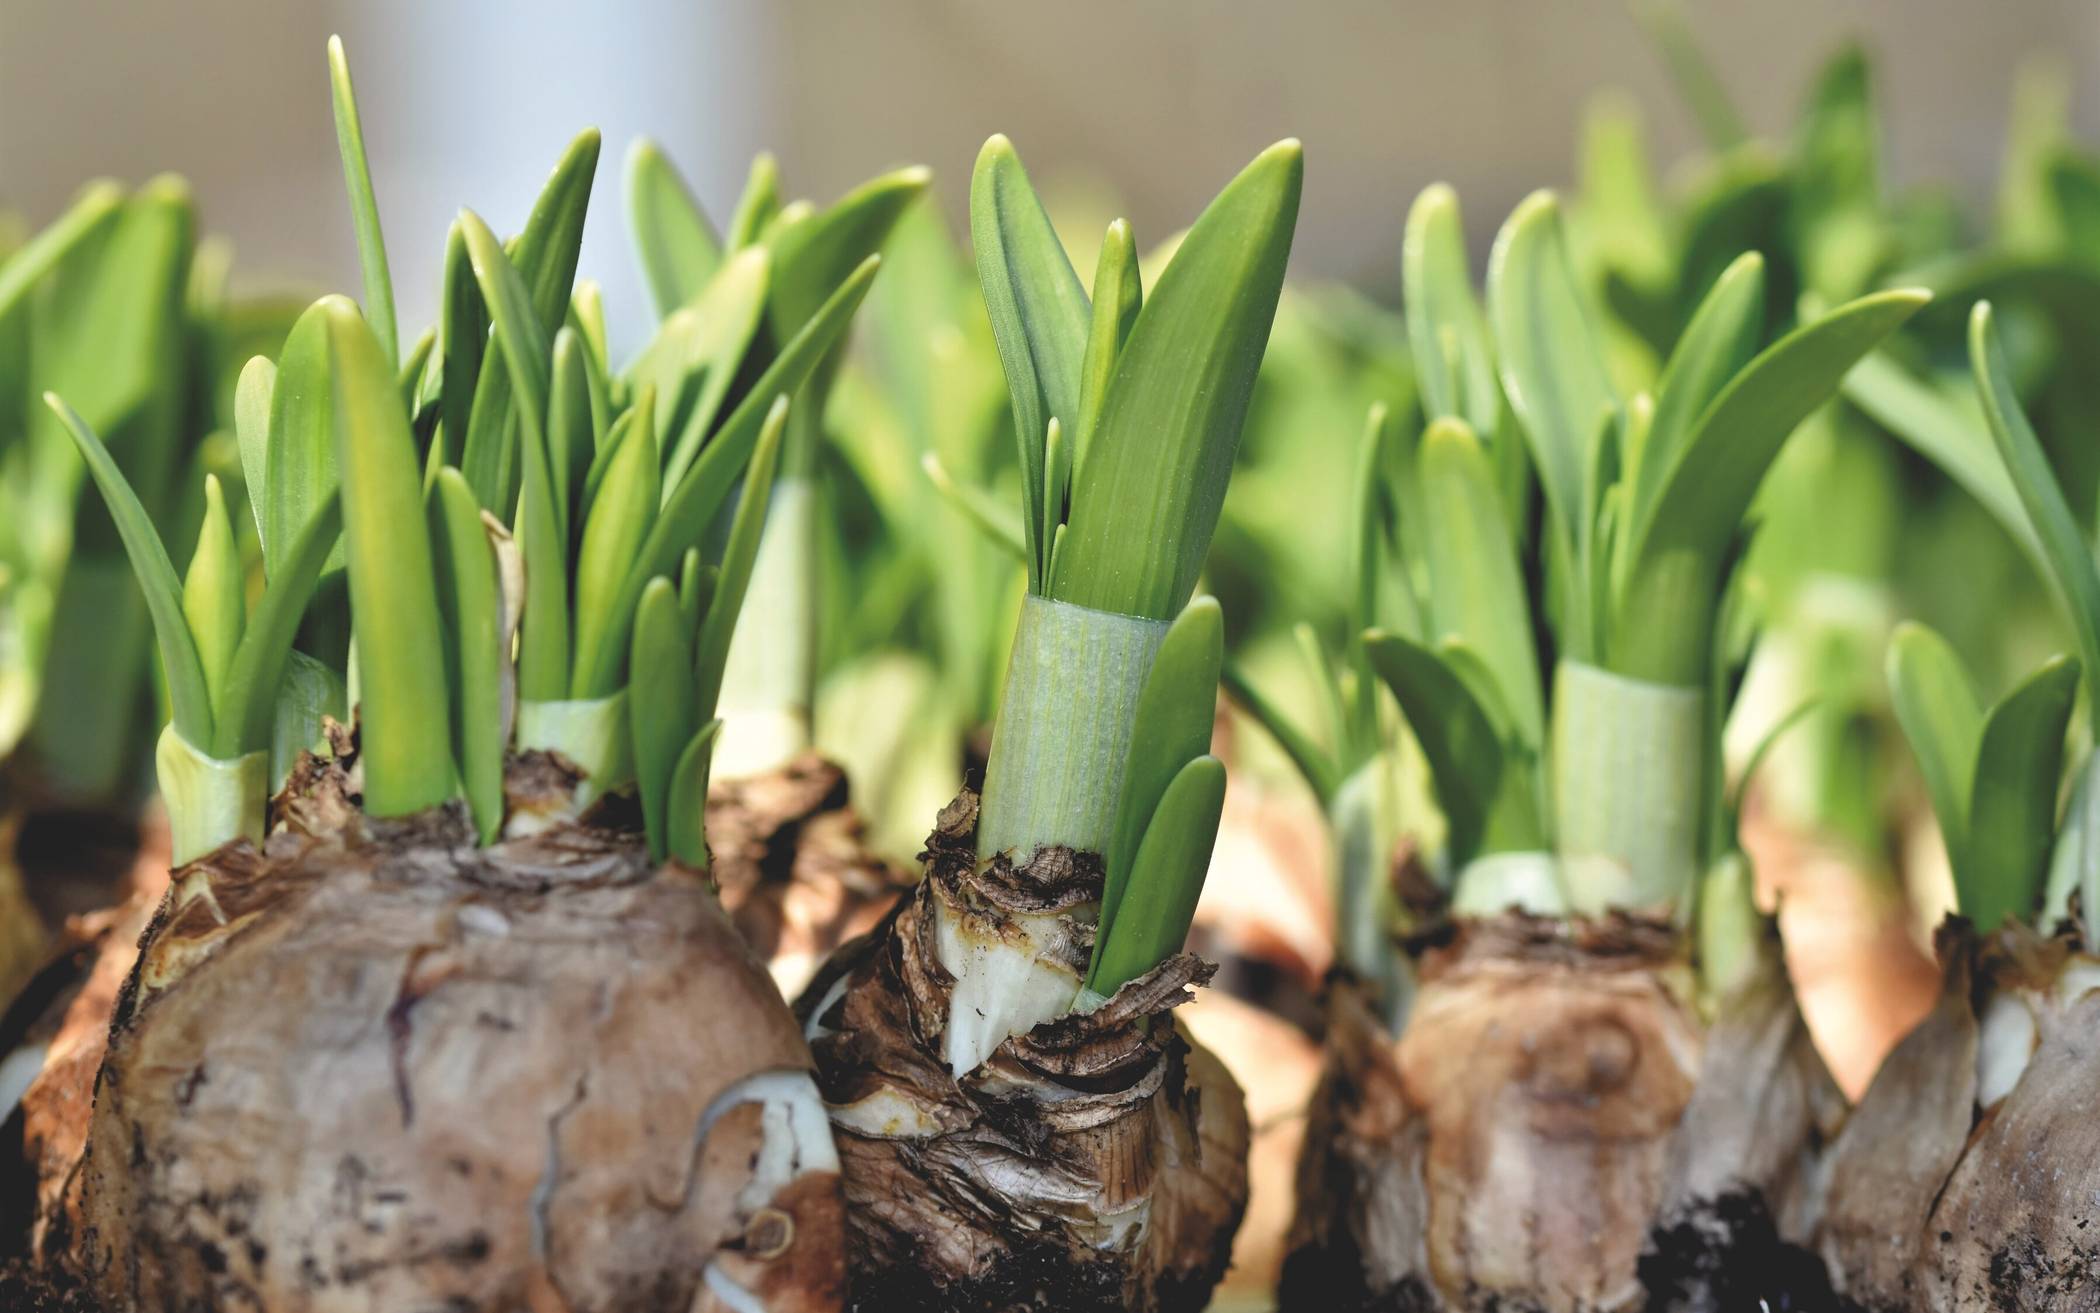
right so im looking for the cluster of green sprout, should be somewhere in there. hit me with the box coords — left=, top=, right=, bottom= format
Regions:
left=55, top=39, right=909, bottom=872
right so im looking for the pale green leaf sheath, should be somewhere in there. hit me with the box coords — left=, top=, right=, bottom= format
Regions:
left=939, top=138, right=1301, bottom=1075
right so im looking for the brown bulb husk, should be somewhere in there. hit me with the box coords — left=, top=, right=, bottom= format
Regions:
left=708, top=751, right=913, bottom=999
left=1817, top=921, right=2100, bottom=1311
left=797, top=790, right=1250, bottom=1312
left=1282, top=912, right=1847, bottom=1312
left=41, top=745, right=845, bottom=1313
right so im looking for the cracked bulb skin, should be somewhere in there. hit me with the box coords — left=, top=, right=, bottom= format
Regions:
left=1283, top=913, right=1846, bottom=1312
left=1817, top=921, right=2100, bottom=1312
left=54, top=749, right=846, bottom=1313
left=798, top=792, right=1250, bottom=1312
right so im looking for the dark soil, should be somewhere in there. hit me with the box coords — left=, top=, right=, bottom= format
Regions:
left=1640, top=1190, right=1861, bottom=1313
left=0, top=1258, right=109, bottom=1311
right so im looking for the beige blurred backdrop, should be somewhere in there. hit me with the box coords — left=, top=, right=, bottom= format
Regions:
left=3, top=0, right=2096, bottom=354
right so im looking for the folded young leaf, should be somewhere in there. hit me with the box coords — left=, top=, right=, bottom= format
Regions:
left=725, top=153, right=781, bottom=253
left=1086, top=755, right=1226, bottom=997
left=325, top=298, right=453, bottom=817
left=971, top=135, right=1092, bottom=587
left=1053, top=140, right=1302, bottom=621
left=1626, top=250, right=1763, bottom=532
left=183, top=475, right=245, bottom=724
left=1096, top=597, right=1222, bottom=961
left=428, top=467, right=505, bottom=842
left=1962, top=654, right=2079, bottom=932
left=625, top=138, right=721, bottom=320
left=572, top=402, right=660, bottom=697
left=630, top=575, right=698, bottom=861
left=1487, top=190, right=1618, bottom=552
left=1074, top=218, right=1141, bottom=473
left=1404, top=184, right=1499, bottom=433
left=1417, top=418, right=1543, bottom=749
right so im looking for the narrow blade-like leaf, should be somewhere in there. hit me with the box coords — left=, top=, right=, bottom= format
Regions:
left=327, top=36, right=397, bottom=366
left=325, top=298, right=454, bottom=816
left=626, top=138, right=721, bottom=319
left=1054, top=140, right=1303, bottom=620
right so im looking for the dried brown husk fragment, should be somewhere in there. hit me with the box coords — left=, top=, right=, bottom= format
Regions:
left=708, top=751, right=912, bottom=998
left=45, top=744, right=845, bottom=1313
left=1818, top=921, right=2100, bottom=1312
left=1283, top=912, right=1847, bottom=1312
left=799, top=789, right=1249, bottom=1312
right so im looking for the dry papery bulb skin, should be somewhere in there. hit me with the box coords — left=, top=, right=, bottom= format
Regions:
left=707, top=751, right=912, bottom=999
left=1816, top=919, right=2100, bottom=1312
left=797, top=790, right=1250, bottom=1313
left=49, top=736, right=845, bottom=1313
left=1281, top=911, right=1848, bottom=1313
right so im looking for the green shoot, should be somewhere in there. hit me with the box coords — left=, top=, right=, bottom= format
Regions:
left=327, top=36, right=397, bottom=367
left=625, top=137, right=722, bottom=320
left=326, top=299, right=452, bottom=818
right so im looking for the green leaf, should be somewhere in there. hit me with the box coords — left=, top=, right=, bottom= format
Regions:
left=183, top=475, right=245, bottom=724
left=457, top=131, right=600, bottom=513
left=1417, top=418, right=1543, bottom=748
left=325, top=297, right=454, bottom=817
left=1220, top=660, right=1338, bottom=803
left=1486, top=190, right=1617, bottom=553
left=1612, top=288, right=1928, bottom=683
left=1073, top=217, right=1141, bottom=473
left=217, top=493, right=343, bottom=759
left=326, top=36, right=397, bottom=367
left=427, top=468, right=505, bottom=842
left=398, top=326, right=435, bottom=413
left=1969, top=300, right=2100, bottom=690
left=1053, top=140, right=1302, bottom=621
left=437, top=219, right=485, bottom=471
left=679, top=549, right=714, bottom=631
left=1085, top=756, right=1226, bottom=996
left=460, top=208, right=569, bottom=700
left=1403, top=183, right=1499, bottom=432
left=1842, top=352, right=2039, bottom=568
left=1962, top=655, right=2078, bottom=931
left=1097, top=597, right=1222, bottom=956
left=1886, top=621, right=1982, bottom=868
left=1040, top=417, right=1067, bottom=561
left=263, top=301, right=339, bottom=579
left=625, top=138, right=721, bottom=319
left=659, top=246, right=771, bottom=493
left=1363, top=628, right=1505, bottom=864
left=768, top=166, right=929, bottom=342
left=920, top=452, right=1026, bottom=561
left=0, top=180, right=122, bottom=322
left=693, top=396, right=788, bottom=721
left=43, top=393, right=211, bottom=745
left=1635, top=0, right=1749, bottom=150
left=665, top=719, right=722, bottom=867
left=233, top=355, right=275, bottom=547
left=587, top=257, right=879, bottom=690
left=548, top=327, right=594, bottom=540
left=572, top=401, right=659, bottom=696
left=970, top=135, right=1092, bottom=587
left=725, top=153, right=780, bottom=252
left=1627, top=251, right=1763, bottom=530
left=630, top=576, right=698, bottom=861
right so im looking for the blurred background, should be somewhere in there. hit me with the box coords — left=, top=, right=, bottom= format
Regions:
left=4, top=0, right=2095, bottom=358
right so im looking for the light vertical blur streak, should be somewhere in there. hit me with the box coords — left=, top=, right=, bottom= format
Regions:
left=331, top=0, right=781, bottom=358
